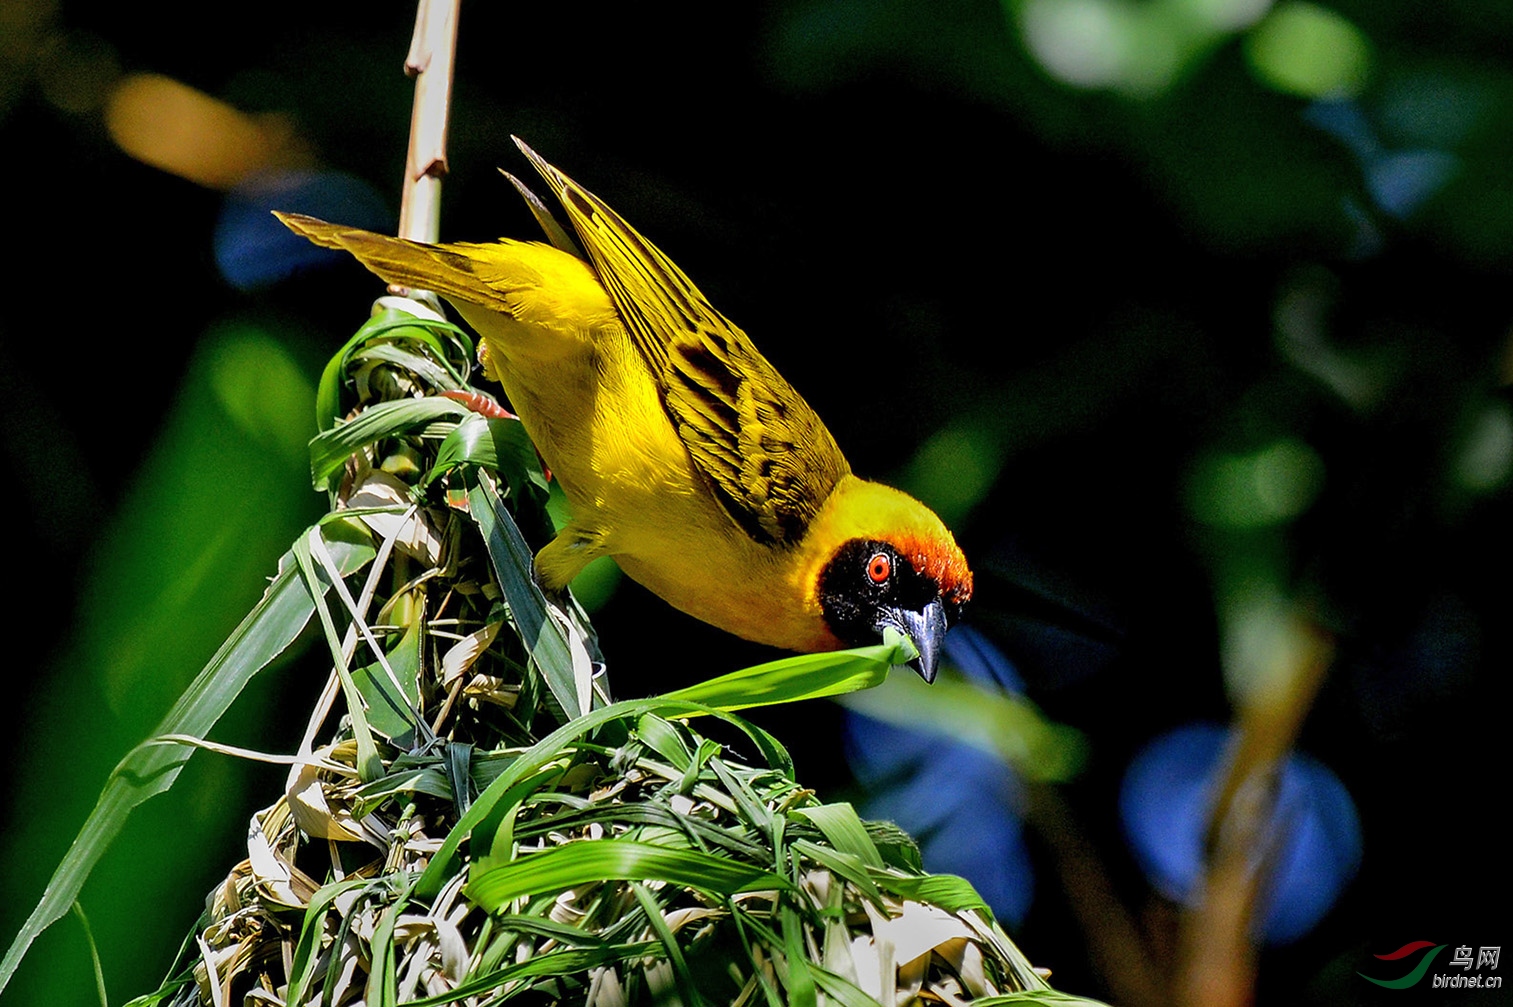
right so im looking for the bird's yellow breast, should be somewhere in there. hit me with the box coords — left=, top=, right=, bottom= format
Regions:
left=452, top=287, right=836, bottom=652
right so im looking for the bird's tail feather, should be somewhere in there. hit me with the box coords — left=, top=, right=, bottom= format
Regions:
left=498, top=172, right=584, bottom=260
left=273, top=212, right=519, bottom=316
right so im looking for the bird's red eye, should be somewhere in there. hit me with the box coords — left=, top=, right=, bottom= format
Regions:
left=867, top=553, right=892, bottom=584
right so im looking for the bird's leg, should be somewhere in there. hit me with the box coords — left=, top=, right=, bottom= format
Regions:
left=533, top=521, right=610, bottom=591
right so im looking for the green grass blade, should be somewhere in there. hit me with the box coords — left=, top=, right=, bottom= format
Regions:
left=869, top=872, right=991, bottom=919
left=292, top=527, right=384, bottom=780
left=659, top=630, right=914, bottom=714
left=837, top=664, right=1088, bottom=783
left=465, top=469, right=588, bottom=719
left=363, top=877, right=417, bottom=1007
left=425, top=413, right=547, bottom=502
left=350, top=613, right=424, bottom=742
left=401, top=944, right=661, bottom=1007
left=418, top=696, right=792, bottom=897
left=487, top=915, right=612, bottom=948
left=69, top=904, right=107, bottom=1007
left=360, top=314, right=473, bottom=387
left=728, top=904, right=785, bottom=1007
left=682, top=738, right=723, bottom=793
left=464, top=839, right=789, bottom=911
left=420, top=762, right=569, bottom=898
left=634, top=715, right=693, bottom=771
left=863, top=821, right=923, bottom=873
left=969, top=994, right=1114, bottom=1006
left=120, top=976, right=194, bottom=1007
left=352, top=341, right=466, bottom=393
left=315, top=309, right=472, bottom=431
left=353, top=765, right=453, bottom=804
left=445, top=740, right=474, bottom=815
left=284, top=877, right=377, bottom=1006
left=632, top=882, right=709, bottom=1007
left=708, top=758, right=781, bottom=853
left=780, top=905, right=818, bottom=1007
left=790, top=804, right=883, bottom=869
left=0, top=530, right=374, bottom=995
left=309, top=396, right=467, bottom=490
left=789, top=841, right=885, bottom=908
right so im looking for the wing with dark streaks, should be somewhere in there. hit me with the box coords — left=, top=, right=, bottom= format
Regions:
left=513, top=139, right=851, bottom=545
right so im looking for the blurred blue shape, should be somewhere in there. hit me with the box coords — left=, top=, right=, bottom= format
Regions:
left=1366, top=149, right=1458, bottom=219
left=215, top=169, right=391, bottom=290
left=938, top=621, right=1027, bottom=693
left=1304, top=98, right=1457, bottom=221
left=1120, top=723, right=1362, bottom=945
left=1303, top=99, right=1380, bottom=161
left=845, top=627, right=1034, bottom=925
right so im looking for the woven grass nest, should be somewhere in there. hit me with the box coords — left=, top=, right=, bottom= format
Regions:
left=128, top=300, right=1097, bottom=1007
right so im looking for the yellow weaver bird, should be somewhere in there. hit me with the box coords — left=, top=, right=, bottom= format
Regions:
left=278, top=139, right=971, bottom=680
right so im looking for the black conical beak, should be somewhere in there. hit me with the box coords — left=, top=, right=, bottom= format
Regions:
left=876, top=596, right=948, bottom=683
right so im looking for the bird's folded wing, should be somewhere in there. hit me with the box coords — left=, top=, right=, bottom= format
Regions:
left=273, top=213, right=608, bottom=336
left=514, top=140, right=851, bottom=546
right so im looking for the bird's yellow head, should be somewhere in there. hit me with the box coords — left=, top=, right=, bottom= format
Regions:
left=805, top=477, right=972, bottom=682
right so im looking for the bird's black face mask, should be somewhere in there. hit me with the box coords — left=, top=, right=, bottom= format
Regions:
left=817, top=539, right=959, bottom=682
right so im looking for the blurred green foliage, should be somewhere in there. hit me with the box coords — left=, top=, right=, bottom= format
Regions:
left=2, top=321, right=324, bottom=1003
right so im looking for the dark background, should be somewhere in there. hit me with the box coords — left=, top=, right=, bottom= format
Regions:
left=2, top=1, right=1509, bottom=1004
